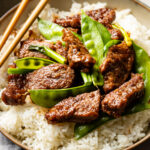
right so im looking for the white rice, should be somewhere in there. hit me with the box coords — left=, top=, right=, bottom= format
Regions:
left=0, top=1, right=150, bottom=150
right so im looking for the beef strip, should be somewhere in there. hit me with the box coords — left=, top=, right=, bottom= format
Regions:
left=54, top=8, right=122, bottom=40
left=108, top=28, right=123, bottom=40
left=1, top=64, right=27, bottom=105
left=54, top=41, right=68, bottom=58
left=15, top=39, right=51, bottom=59
left=2, top=84, right=26, bottom=105
left=2, top=63, right=74, bottom=105
left=54, top=14, right=81, bottom=29
left=25, top=63, right=75, bottom=90
left=45, top=90, right=101, bottom=123
left=62, top=29, right=95, bottom=72
left=86, top=8, right=116, bottom=27
left=54, top=8, right=115, bottom=28
left=101, top=74, right=144, bottom=118
left=15, top=39, right=67, bottom=59
left=2, top=72, right=27, bottom=105
left=100, top=42, right=134, bottom=93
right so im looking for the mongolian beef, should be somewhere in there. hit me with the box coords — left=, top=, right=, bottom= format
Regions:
left=54, top=8, right=123, bottom=40
left=1, top=7, right=147, bottom=139
left=101, top=74, right=144, bottom=117
left=62, top=28, right=96, bottom=72
left=46, top=90, right=101, bottom=123
left=54, top=8, right=115, bottom=28
left=15, top=39, right=68, bottom=59
left=2, top=73, right=26, bottom=105
left=100, top=41, right=135, bottom=93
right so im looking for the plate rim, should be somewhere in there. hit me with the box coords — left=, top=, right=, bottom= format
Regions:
left=0, top=2, right=150, bottom=150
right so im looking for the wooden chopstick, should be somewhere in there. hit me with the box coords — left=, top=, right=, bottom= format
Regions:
left=134, top=0, right=150, bottom=11
left=0, top=0, right=29, bottom=51
left=0, top=0, right=48, bottom=67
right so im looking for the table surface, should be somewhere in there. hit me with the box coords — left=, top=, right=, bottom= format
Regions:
left=0, top=0, right=150, bottom=150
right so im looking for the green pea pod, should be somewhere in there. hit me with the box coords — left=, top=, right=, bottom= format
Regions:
left=81, top=11, right=111, bottom=86
left=75, top=115, right=112, bottom=140
left=29, top=45, right=66, bottom=64
left=81, top=72, right=92, bottom=85
left=72, top=32, right=83, bottom=42
left=112, top=24, right=132, bottom=47
left=15, top=57, right=55, bottom=70
left=130, top=42, right=150, bottom=112
left=38, top=17, right=63, bottom=42
left=74, top=42, right=150, bottom=139
left=103, top=40, right=121, bottom=57
left=29, top=83, right=96, bottom=108
left=38, top=18, right=83, bottom=42
left=8, top=68, right=33, bottom=75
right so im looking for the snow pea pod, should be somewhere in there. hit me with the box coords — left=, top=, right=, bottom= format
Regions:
left=130, top=42, right=150, bottom=112
left=75, top=115, right=112, bottom=140
left=29, top=45, right=66, bottom=64
left=8, top=68, right=33, bottom=75
left=29, top=83, right=96, bottom=108
left=72, top=32, right=83, bottom=42
left=74, top=42, right=150, bottom=139
left=8, top=57, right=55, bottom=75
left=38, top=17, right=63, bottom=42
left=38, top=18, right=83, bottom=42
left=112, top=24, right=132, bottom=47
left=81, top=11, right=111, bottom=86
left=15, top=57, right=55, bottom=70
left=103, top=40, right=121, bottom=57
left=81, top=72, right=92, bottom=85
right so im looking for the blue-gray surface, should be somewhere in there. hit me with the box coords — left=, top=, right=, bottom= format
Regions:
left=0, top=133, right=22, bottom=150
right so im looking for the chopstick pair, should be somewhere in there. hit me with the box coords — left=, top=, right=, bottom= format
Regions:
left=0, top=0, right=49, bottom=67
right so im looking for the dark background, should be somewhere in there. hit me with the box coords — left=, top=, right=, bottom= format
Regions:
left=0, top=0, right=150, bottom=149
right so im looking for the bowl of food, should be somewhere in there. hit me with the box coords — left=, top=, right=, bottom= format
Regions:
left=0, top=0, right=150, bottom=149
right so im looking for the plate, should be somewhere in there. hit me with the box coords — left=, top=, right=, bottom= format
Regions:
left=0, top=0, right=150, bottom=149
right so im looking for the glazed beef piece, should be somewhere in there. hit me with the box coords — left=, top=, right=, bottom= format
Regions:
left=45, top=90, right=101, bottom=123
left=1, top=74, right=27, bottom=105
left=62, top=29, right=95, bottom=72
left=15, top=40, right=67, bottom=59
left=2, top=63, right=74, bottom=105
left=101, top=74, right=144, bottom=118
left=100, top=42, right=134, bottom=93
left=15, top=39, right=51, bottom=59
left=86, top=8, right=115, bottom=27
left=108, top=28, right=123, bottom=40
left=54, top=41, right=68, bottom=58
left=55, top=8, right=123, bottom=40
left=25, top=63, right=75, bottom=90
left=54, top=14, right=81, bottom=29
left=54, top=8, right=115, bottom=28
